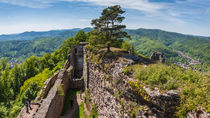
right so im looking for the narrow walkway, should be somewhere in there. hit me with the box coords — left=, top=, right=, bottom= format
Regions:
left=18, top=103, right=40, bottom=118
left=60, top=93, right=84, bottom=118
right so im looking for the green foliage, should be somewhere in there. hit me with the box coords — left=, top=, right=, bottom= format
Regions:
left=73, top=102, right=86, bottom=118
left=57, top=84, right=64, bottom=96
left=126, top=29, right=210, bottom=71
left=130, top=109, right=136, bottom=118
left=126, top=63, right=210, bottom=117
left=170, top=37, right=210, bottom=70
left=0, top=27, right=88, bottom=117
left=0, top=59, right=13, bottom=103
left=91, top=5, right=130, bottom=52
left=128, top=80, right=150, bottom=101
left=89, top=104, right=98, bottom=118
left=122, top=67, right=133, bottom=75
left=128, top=37, right=179, bottom=61
left=0, top=30, right=81, bottom=62
left=176, top=78, right=210, bottom=117
left=120, top=98, right=125, bottom=114
left=74, top=30, right=88, bottom=42
left=62, top=89, right=82, bottom=115
left=121, top=41, right=133, bottom=51
left=8, top=105, right=22, bottom=118
left=23, top=82, right=40, bottom=100
left=0, top=104, right=8, bottom=118
left=85, top=89, right=92, bottom=102
left=17, top=69, right=52, bottom=103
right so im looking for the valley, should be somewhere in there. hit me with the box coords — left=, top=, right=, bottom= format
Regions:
left=0, top=4, right=209, bottom=118
left=0, top=28, right=209, bottom=71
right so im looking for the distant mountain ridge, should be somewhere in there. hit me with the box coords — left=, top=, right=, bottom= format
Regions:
left=0, top=28, right=92, bottom=41
left=126, top=28, right=210, bottom=70
left=0, top=28, right=92, bottom=62
left=1, top=27, right=209, bottom=42
left=0, top=27, right=209, bottom=70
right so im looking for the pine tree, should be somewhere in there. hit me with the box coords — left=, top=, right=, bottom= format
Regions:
left=91, top=5, right=130, bottom=52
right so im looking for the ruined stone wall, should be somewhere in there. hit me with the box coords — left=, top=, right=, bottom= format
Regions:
left=34, top=68, right=71, bottom=118
left=71, top=43, right=88, bottom=78
left=32, top=43, right=88, bottom=118
left=69, top=79, right=84, bottom=89
left=17, top=67, right=73, bottom=118
left=88, top=64, right=125, bottom=117
left=83, top=48, right=89, bottom=90
left=87, top=56, right=180, bottom=118
left=36, top=71, right=60, bottom=101
left=18, top=43, right=88, bottom=118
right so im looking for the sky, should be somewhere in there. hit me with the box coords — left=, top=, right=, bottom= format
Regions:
left=0, top=0, right=210, bottom=36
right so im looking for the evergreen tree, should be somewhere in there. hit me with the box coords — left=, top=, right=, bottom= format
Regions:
left=91, top=5, right=130, bottom=52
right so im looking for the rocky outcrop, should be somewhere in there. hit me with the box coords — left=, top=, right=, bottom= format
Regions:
left=150, top=52, right=165, bottom=63
left=86, top=55, right=179, bottom=118
left=187, top=107, right=210, bottom=118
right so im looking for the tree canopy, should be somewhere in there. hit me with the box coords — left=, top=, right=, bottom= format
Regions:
left=91, top=5, right=130, bottom=52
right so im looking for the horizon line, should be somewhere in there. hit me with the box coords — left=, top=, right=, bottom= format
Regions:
left=0, top=27, right=209, bottom=37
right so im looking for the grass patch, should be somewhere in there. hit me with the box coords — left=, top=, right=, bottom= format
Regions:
left=57, top=84, right=64, bottom=96
left=89, top=104, right=98, bottom=118
left=73, top=102, right=86, bottom=118
left=61, top=89, right=82, bottom=115
left=126, top=63, right=210, bottom=117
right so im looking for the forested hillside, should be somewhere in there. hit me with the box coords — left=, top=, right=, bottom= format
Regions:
left=0, top=5, right=209, bottom=118
left=0, top=28, right=91, bottom=41
left=0, top=28, right=209, bottom=70
left=126, top=28, right=210, bottom=70
left=0, top=29, right=91, bottom=62
left=0, top=30, right=87, bottom=118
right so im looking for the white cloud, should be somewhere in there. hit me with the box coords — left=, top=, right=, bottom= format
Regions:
left=75, top=0, right=163, bottom=13
left=0, top=0, right=56, bottom=8
left=0, top=0, right=164, bottom=12
left=0, top=0, right=210, bottom=36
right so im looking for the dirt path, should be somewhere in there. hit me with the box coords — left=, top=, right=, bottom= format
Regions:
left=60, top=93, right=84, bottom=118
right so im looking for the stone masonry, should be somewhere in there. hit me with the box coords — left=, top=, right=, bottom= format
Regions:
left=18, top=43, right=209, bottom=118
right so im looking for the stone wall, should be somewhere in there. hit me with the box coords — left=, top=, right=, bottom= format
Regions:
left=17, top=68, right=72, bottom=118
left=36, top=71, right=60, bottom=101
left=88, top=64, right=125, bottom=117
left=18, top=42, right=88, bottom=118
left=69, top=79, right=84, bottom=89
left=34, top=69, right=71, bottom=118
left=71, top=42, right=88, bottom=78
left=83, top=48, right=89, bottom=90
left=86, top=56, right=180, bottom=118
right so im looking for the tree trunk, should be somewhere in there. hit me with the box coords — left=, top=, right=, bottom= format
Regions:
left=107, top=44, right=110, bottom=52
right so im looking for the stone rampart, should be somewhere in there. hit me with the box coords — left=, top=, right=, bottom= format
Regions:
left=18, top=42, right=88, bottom=118
left=86, top=56, right=179, bottom=118
left=34, top=69, right=71, bottom=118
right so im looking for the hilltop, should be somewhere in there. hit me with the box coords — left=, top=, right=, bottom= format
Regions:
left=0, top=27, right=209, bottom=71
left=0, top=28, right=92, bottom=41
left=0, top=25, right=209, bottom=118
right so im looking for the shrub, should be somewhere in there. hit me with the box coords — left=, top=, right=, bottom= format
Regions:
left=89, top=104, right=98, bottom=118
left=8, top=105, right=22, bottom=118
left=126, top=63, right=210, bottom=117
left=0, top=105, right=8, bottom=118
left=57, top=84, right=64, bottom=96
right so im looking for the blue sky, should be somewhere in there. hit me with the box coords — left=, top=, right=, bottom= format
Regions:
left=0, top=0, right=210, bottom=36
